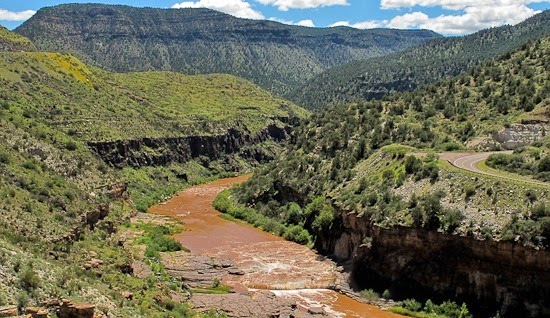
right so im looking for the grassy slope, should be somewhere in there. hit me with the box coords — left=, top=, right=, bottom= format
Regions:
left=0, top=52, right=307, bottom=142
left=0, top=25, right=36, bottom=51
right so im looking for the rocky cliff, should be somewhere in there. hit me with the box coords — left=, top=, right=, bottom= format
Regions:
left=88, top=124, right=291, bottom=168
left=316, top=209, right=550, bottom=317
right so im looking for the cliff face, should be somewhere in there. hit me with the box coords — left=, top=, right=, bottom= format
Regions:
left=88, top=125, right=290, bottom=168
left=316, top=210, right=550, bottom=317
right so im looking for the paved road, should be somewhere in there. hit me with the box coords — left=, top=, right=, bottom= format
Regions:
left=439, top=151, right=548, bottom=187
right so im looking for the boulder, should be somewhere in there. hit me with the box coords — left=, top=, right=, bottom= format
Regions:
left=0, top=306, right=17, bottom=317
left=58, top=299, right=95, bottom=318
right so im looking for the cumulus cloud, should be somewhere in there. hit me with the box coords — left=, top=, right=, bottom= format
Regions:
left=334, top=1, right=544, bottom=35
left=0, top=9, right=36, bottom=21
left=269, top=17, right=316, bottom=27
left=256, top=0, right=349, bottom=11
left=380, top=0, right=548, bottom=10
left=172, top=0, right=264, bottom=19
left=329, top=20, right=387, bottom=29
left=386, top=4, right=540, bottom=34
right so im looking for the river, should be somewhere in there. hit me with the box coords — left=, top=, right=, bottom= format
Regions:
left=150, top=175, right=401, bottom=317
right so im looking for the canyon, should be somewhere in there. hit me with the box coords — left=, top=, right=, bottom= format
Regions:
left=149, top=176, right=402, bottom=317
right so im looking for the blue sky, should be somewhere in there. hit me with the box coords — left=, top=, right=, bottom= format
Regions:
left=1, top=0, right=549, bottom=35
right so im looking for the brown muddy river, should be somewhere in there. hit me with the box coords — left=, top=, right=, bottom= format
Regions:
left=150, top=175, right=401, bottom=317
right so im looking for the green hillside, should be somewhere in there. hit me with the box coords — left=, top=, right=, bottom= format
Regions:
left=0, top=52, right=306, bottom=142
left=288, top=10, right=550, bottom=111
left=223, top=36, right=550, bottom=249
left=0, top=28, right=307, bottom=316
left=15, top=3, right=440, bottom=96
left=0, top=25, right=36, bottom=52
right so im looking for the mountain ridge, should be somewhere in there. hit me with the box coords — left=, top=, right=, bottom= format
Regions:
left=287, top=10, right=550, bottom=110
left=15, top=3, right=441, bottom=96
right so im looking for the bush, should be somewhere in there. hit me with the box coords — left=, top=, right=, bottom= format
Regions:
left=65, top=141, right=78, bottom=151
left=18, top=267, right=40, bottom=291
left=402, top=299, right=422, bottom=312
left=464, top=186, right=476, bottom=200
left=0, top=151, right=9, bottom=164
left=283, top=225, right=311, bottom=245
left=440, top=209, right=463, bottom=233
left=311, top=205, right=335, bottom=233
left=360, top=289, right=379, bottom=301
left=144, top=235, right=183, bottom=258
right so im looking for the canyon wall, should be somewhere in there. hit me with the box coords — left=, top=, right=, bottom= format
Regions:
left=88, top=124, right=291, bottom=168
left=316, top=210, right=550, bottom=317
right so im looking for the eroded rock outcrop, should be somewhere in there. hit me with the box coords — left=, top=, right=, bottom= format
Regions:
left=492, top=123, right=547, bottom=149
left=58, top=299, right=95, bottom=318
left=88, top=124, right=292, bottom=168
left=315, top=210, right=550, bottom=317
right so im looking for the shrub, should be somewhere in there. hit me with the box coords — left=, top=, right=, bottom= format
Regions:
left=0, top=151, right=9, bottom=164
left=464, top=186, right=476, bottom=200
left=16, top=292, right=28, bottom=312
left=283, top=225, right=311, bottom=245
left=360, top=289, right=379, bottom=301
left=19, top=267, right=40, bottom=291
left=440, top=209, right=463, bottom=233
left=65, top=141, right=77, bottom=151
left=311, top=205, right=335, bottom=233
left=402, top=299, right=422, bottom=312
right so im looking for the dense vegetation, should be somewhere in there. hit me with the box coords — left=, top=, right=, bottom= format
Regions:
left=225, top=37, right=550, bottom=249
left=15, top=3, right=440, bottom=96
left=288, top=10, right=550, bottom=111
left=486, top=145, right=550, bottom=182
left=0, top=28, right=298, bottom=316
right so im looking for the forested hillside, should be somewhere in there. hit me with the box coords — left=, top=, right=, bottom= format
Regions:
left=223, top=36, right=550, bottom=251
left=216, top=36, right=550, bottom=317
left=15, top=4, right=440, bottom=96
left=288, top=10, right=550, bottom=111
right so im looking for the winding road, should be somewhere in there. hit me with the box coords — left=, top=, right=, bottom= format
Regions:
left=439, top=151, right=548, bottom=187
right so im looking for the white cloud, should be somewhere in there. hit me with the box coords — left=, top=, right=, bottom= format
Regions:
left=387, top=4, right=540, bottom=34
left=269, top=17, right=316, bottom=27
left=172, top=0, right=264, bottom=19
left=334, top=1, right=543, bottom=35
left=0, top=9, right=36, bottom=21
left=296, top=19, right=316, bottom=27
left=380, top=0, right=548, bottom=10
left=329, top=20, right=387, bottom=29
left=256, top=0, right=349, bottom=11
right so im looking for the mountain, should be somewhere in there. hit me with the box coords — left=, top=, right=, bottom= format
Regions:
left=15, top=3, right=440, bottom=96
left=217, top=37, right=550, bottom=317
left=288, top=10, right=550, bottom=111
left=0, top=28, right=307, bottom=315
